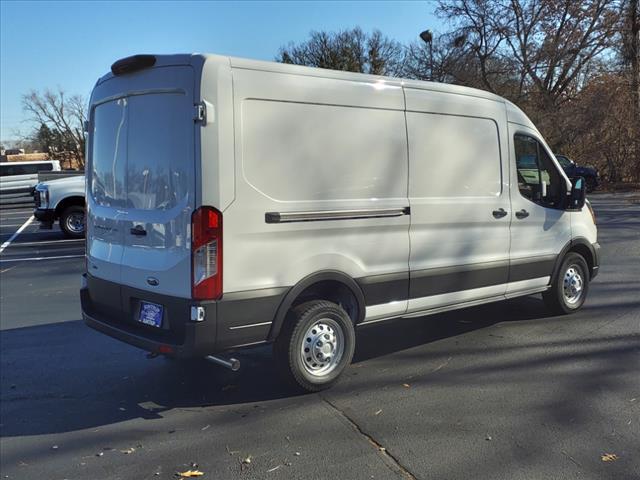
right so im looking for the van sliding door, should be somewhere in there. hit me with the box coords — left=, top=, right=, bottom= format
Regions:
left=405, top=88, right=511, bottom=312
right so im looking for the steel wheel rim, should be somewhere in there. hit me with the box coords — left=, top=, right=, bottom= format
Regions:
left=563, top=264, right=584, bottom=305
left=66, top=212, right=85, bottom=234
left=300, top=318, right=344, bottom=377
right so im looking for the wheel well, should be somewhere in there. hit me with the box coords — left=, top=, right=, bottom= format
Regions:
left=55, top=196, right=84, bottom=217
left=292, top=280, right=360, bottom=325
left=570, top=244, right=594, bottom=278
left=268, top=272, right=366, bottom=342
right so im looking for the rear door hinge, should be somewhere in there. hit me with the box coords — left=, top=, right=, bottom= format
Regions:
left=194, top=102, right=207, bottom=125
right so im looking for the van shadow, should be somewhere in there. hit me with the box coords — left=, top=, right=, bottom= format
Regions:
left=0, top=295, right=553, bottom=438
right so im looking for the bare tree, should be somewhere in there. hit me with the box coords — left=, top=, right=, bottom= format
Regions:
left=277, top=27, right=406, bottom=76
left=22, top=88, right=86, bottom=167
left=437, top=0, right=621, bottom=105
left=620, top=0, right=640, bottom=179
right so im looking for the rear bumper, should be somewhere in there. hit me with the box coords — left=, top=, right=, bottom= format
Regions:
left=81, top=273, right=288, bottom=357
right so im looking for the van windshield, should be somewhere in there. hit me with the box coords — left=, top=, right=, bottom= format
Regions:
left=91, top=93, right=191, bottom=210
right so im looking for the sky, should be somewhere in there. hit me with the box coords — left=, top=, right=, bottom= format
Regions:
left=0, top=0, right=441, bottom=143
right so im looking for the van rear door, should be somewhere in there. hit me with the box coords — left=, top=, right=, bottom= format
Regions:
left=87, top=65, right=196, bottom=300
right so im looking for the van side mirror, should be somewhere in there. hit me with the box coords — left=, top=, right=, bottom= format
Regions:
left=568, top=177, right=586, bottom=210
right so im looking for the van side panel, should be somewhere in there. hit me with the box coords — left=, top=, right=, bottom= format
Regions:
left=222, top=68, right=410, bottom=335
left=404, top=88, right=511, bottom=312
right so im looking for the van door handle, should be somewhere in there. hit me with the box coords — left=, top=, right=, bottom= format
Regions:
left=515, top=209, right=530, bottom=219
left=492, top=208, right=508, bottom=219
left=130, top=225, right=147, bottom=236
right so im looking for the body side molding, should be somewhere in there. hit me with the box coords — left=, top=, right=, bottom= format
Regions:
left=265, top=207, right=410, bottom=224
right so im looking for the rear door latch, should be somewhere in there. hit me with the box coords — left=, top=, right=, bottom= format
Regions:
left=194, top=102, right=207, bottom=125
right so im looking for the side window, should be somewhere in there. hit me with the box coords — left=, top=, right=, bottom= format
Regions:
left=514, top=134, right=564, bottom=208
left=36, top=163, right=53, bottom=172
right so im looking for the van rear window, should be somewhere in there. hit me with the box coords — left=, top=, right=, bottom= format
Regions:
left=91, top=99, right=128, bottom=207
left=90, top=93, right=191, bottom=210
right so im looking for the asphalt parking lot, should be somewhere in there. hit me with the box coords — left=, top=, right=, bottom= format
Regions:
left=1, top=194, right=638, bottom=480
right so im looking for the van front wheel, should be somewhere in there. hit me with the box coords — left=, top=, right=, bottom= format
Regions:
left=543, top=252, right=590, bottom=314
left=274, top=300, right=355, bottom=392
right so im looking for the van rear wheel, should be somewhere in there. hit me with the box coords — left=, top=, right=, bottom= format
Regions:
left=274, top=300, right=355, bottom=392
left=543, top=252, right=590, bottom=315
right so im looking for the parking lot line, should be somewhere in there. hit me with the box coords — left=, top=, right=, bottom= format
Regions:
left=0, top=254, right=84, bottom=263
left=0, top=211, right=33, bottom=217
left=6, top=239, right=85, bottom=246
left=0, top=216, right=34, bottom=254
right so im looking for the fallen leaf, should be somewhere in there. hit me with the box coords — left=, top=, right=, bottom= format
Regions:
left=120, top=447, right=135, bottom=454
left=601, top=453, right=619, bottom=462
left=402, top=383, right=411, bottom=388
left=176, top=470, right=204, bottom=478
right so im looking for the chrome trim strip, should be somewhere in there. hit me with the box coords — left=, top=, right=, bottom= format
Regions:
left=226, top=340, right=269, bottom=349
left=265, top=207, right=410, bottom=224
left=358, top=284, right=552, bottom=327
left=228, top=321, right=273, bottom=330
left=504, top=286, right=549, bottom=299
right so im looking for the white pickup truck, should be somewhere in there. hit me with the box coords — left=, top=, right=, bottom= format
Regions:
left=34, top=175, right=86, bottom=238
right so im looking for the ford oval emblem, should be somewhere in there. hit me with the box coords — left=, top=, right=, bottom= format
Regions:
left=146, top=277, right=159, bottom=286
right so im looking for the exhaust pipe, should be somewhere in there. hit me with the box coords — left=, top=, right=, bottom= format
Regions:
left=205, top=355, right=240, bottom=371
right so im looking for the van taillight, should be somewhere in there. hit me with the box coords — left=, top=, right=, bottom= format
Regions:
left=191, top=206, right=222, bottom=300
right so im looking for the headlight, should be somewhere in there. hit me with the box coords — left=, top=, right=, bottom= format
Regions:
left=39, top=188, right=49, bottom=207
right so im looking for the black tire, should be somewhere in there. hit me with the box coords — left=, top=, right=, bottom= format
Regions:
left=60, top=205, right=85, bottom=238
left=543, top=252, right=590, bottom=315
left=274, top=300, right=355, bottom=392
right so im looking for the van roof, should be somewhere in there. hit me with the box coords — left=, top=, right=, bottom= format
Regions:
left=225, top=55, right=506, bottom=103
left=97, top=53, right=537, bottom=130
left=98, top=53, right=506, bottom=104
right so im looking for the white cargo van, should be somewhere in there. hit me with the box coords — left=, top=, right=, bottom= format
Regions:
left=81, top=54, right=600, bottom=391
